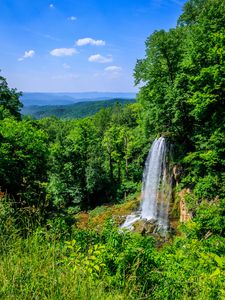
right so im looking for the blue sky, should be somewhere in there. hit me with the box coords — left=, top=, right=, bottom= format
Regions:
left=0, top=0, right=186, bottom=92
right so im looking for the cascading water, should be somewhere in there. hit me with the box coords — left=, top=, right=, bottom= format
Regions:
left=121, top=137, right=171, bottom=233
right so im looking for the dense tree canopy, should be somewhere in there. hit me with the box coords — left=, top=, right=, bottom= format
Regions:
left=134, top=0, right=225, bottom=204
left=0, top=76, right=148, bottom=220
left=0, top=73, right=22, bottom=119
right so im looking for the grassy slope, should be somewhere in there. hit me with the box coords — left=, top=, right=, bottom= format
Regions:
left=1, top=196, right=224, bottom=299
left=0, top=233, right=126, bottom=300
left=76, top=195, right=141, bottom=231
left=0, top=195, right=141, bottom=300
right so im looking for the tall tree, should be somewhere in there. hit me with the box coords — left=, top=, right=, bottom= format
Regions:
left=0, top=73, right=23, bottom=119
left=0, top=118, right=48, bottom=222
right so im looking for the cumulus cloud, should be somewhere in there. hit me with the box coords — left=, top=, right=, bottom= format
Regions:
left=88, top=54, right=112, bottom=63
left=76, top=38, right=105, bottom=46
left=104, top=65, right=122, bottom=78
left=105, top=66, right=122, bottom=72
left=49, top=4, right=55, bottom=9
left=68, top=16, right=77, bottom=21
left=18, top=50, right=35, bottom=61
left=93, top=66, right=122, bottom=79
left=50, top=48, right=78, bottom=57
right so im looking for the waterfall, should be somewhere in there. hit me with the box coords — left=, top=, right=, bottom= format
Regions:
left=121, top=137, right=171, bottom=232
left=141, top=137, right=170, bottom=228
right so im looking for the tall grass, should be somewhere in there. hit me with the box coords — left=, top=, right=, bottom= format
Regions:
left=0, top=228, right=137, bottom=300
left=1, top=203, right=224, bottom=300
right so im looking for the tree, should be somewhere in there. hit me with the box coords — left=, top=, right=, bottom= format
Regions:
left=134, top=0, right=225, bottom=202
left=0, top=73, right=23, bottom=119
left=0, top=118, right=48, bottom=222
left=134, top=27, right=194, bottom=145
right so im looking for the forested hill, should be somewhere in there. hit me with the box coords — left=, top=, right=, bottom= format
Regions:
left=21, top=98, right=135, bottom=119
left=21, top=92, right=136, bottom=106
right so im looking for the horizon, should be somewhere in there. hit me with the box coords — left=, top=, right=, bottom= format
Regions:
left=1, top=0, right=186, bottom=93
left=22, top=91, right=137, bottom=94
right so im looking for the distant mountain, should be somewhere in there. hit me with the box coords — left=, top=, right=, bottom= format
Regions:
left=21, top=98, right=135, bottom=119
left=21, top=92, right=136, bottom=106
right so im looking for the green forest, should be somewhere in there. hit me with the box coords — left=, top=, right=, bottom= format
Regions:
left=22, top=98, right=135, bottom=120
left=0, top=0, right=224, bottom=299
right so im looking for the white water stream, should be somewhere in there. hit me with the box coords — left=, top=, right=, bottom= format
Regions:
left=121, top=137, right=171, bottom=232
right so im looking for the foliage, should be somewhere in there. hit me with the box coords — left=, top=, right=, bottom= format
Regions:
left=62, top=239, right=106, bottom=278
left=0, top=73, right=22, bottom=120
left=42, top=103, right=148, bottom=215
left=0, top=118, right=49, bottom=226
left=1, top=218, right=224, bottom=300
left=134, top=0, right=225, bottom=202
left=150, top=236, right=225, bottom=300
left=0, top=76, right=147, bottom=223
left=0, top=228, right=127, bottom=300
left=0, top=195, right=15, bottom=239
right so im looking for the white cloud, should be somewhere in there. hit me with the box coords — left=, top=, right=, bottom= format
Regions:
left=104, top=66, right=122, bottom=79
left=50, top=48, right=78, bottom=57
left=93, top=67, right=122, bottom=79
left=62, top=63, right=71, bottom=69
left=88, top=54, right=112, bottom=63
left=68, top=16, right=77, bottom=21
left=18, top=50, right=35, bottom=61
left=23, top=50, right=35, bottom=58
left=105, top=66, right=122, bottom=72
left=76, top=38, right=105, bottom=46
left=49, top=4, right=55, bottom=9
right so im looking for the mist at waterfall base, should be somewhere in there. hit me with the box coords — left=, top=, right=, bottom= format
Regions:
left=121, top=137, right=171, bottom=234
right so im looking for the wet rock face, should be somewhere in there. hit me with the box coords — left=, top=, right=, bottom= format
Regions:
left=180, top=200, right=192, bottom=222
left=172, top=165, right=183, bottom=185
left=130, top=219, right=172, bottom=245
left=179, top=189, right=192, bottom=222
left=133, top=219, right=158, bottom=235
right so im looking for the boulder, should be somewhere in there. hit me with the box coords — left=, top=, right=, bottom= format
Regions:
left=133, top=219, right=158, bottom=235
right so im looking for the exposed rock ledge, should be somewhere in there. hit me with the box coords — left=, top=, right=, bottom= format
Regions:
left=133, top=219, right=158, bottom=235
left=179, top=189, right=192, bottom=222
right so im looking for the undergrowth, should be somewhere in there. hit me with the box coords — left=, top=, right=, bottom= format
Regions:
left=0, top=197, right=225, bottom=300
